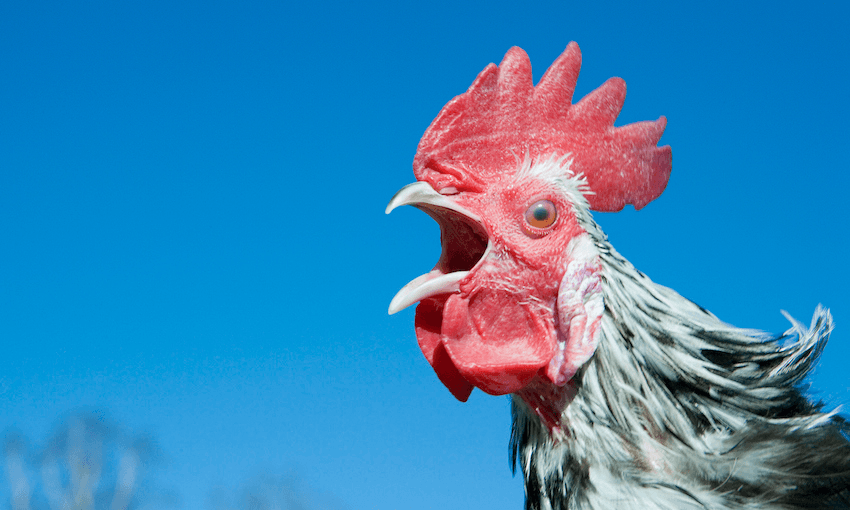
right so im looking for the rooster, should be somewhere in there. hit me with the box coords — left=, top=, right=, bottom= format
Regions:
left=387, top=43, right=850, bottom=509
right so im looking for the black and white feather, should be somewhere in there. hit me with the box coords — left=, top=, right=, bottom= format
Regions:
left=510, top=201, right=850, bottom=510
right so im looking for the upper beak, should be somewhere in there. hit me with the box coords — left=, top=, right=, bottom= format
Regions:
left=385, top=182, right=480, bottom=220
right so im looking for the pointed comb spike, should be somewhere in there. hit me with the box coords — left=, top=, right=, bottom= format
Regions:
left=467, top=63, right=500, bottom=103
left=534, top=42, right=582, bottom=120
left=498, top=47, right=533, bottom=84
left=497, top=47, right=534, bottom=102
left=496, top=47, right=533, bottom=136
left=413, top=45, right=672, bottom=210
left=570, top=77, right=626, bottom=129
left=612, top=118, right=667, bottom=149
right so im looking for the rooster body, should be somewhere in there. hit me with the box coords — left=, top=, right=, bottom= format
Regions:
left=388, top=44, right=850, bottom=509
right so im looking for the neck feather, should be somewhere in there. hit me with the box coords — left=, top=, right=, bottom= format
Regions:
left=511, top=214, right=849, bottom=510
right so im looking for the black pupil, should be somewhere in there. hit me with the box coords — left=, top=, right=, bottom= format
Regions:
left=533, top=206, right=549, bottom=221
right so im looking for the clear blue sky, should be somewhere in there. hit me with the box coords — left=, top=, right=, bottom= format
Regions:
left=1, top=1, right=847, bottom=508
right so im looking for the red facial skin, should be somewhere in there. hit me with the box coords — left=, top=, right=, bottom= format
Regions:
left=402, top=44, right=668, bottom=430
left=414, top=175, right=587, bottom=402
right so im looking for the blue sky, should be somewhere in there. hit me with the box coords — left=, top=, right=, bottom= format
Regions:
left=1, top=1, right=848, bottom=508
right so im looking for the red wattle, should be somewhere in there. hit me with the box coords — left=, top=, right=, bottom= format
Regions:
left=440, top=293, right=556, bottom=395
left=415, top=299, right=474, bottom=401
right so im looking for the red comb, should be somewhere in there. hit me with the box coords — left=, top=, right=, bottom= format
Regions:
left=413, top=42, right=672, bottom=211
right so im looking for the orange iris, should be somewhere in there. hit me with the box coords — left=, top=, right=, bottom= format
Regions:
left=524, top=200, right=557, bottom=230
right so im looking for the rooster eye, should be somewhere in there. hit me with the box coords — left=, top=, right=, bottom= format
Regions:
left=524, top=200, right=557, bottom=231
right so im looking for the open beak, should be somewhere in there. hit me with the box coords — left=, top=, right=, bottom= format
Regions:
left=385, top=182, right=489, bottom=314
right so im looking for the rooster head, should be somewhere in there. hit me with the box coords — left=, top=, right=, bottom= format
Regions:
left=388, top=43, right=671, bottom=402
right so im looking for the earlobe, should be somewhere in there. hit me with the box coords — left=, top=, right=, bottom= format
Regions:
left=546, top=234, right=604, bottom=385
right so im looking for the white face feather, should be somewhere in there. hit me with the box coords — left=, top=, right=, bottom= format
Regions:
left=515, top=154, right=593, bottom=208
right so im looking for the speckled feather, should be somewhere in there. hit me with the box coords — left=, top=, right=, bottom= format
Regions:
left=510, top=197, right=850, bottom=509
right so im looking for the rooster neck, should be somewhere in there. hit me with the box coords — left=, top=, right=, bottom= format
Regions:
left=509, top=217, right=850, bottom=510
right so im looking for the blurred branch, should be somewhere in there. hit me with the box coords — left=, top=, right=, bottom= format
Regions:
left=3, top=410, right=164, bottom=510
left=3, top=431, right=31, bottom=510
